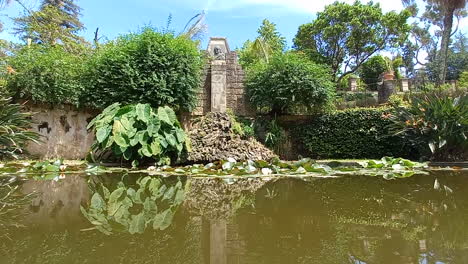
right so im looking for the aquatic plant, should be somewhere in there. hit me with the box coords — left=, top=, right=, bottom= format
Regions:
left=88, top=103, right=190, bottom=166
left=391, top=91, right=468, bottom=161
left=81, top=176, right=185, bottom=235
left=0, top=96, right=39, bottom=158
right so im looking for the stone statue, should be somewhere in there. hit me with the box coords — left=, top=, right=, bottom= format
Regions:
left=213, top=46, right=225, bottom=60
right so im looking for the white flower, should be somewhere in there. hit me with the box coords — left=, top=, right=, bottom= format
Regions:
left=261, top=168, right=272, bottom=175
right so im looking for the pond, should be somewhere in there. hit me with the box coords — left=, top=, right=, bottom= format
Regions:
left=0, top=167, right=467, bottom=264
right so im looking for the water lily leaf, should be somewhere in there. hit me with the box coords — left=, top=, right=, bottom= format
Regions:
left=222, top=161, right=235, bottom=171
left=256, top=160, right=269, bottom=168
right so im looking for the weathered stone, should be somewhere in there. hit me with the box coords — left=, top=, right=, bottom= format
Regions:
left=187, top=112, right=277, bottom=163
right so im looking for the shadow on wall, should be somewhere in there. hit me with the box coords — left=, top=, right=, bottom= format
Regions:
left=24, top=103, right=98, bottom=160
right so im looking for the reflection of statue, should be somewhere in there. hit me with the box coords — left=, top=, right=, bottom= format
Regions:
left=213, top=46, right=225, bottom=60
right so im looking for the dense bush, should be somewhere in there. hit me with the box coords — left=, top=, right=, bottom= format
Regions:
left=6, top=45, right=88, bottom=106
left=391, top=91, right=467, bottom=161
left=360, top=55, right=387, bottom=91
left=0, top=95, right=39, bottom=158
left=298, top=108, right=409, bottom=159
left=88, top=103, right=190, bottom=166
left=83, top=28, right=203, bottom=111
left=246, top=52, right=335, bottom=114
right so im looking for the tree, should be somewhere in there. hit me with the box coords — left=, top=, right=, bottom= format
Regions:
left=246, top=52, right=334, bottom=114
left=13, top=0, right=87, bottom=51
left=293, top=1, right=411, bottom=83
left=402, top=0, right=467, bottom=83
left=238, top=19, right=286, bottom=68
left=360, top=55, right=388, bottom=91
left=425, top=32, right=468, bottom=81
left=41, top=0, right=84, bottom=30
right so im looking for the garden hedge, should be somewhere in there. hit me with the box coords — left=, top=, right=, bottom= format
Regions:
left=6, top=45, right=88, bottom=106
left=297, top=107, right=411, bottom=159
left=82, top=28, right=203, bottom=111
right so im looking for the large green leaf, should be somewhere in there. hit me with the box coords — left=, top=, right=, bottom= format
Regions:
left=114, top=133, right=129, bottom=148
left=96, top=126, right=111, bottom=143
left=136, top=104, right=151, bottom=123
left=150, top=140, right=161, bottom=156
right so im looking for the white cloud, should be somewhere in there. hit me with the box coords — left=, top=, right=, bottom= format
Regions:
left=196, top=0, right=404, bottom=13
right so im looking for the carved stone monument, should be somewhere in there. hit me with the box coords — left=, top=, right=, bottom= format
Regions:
left=207, top=38, right=230, bottom=112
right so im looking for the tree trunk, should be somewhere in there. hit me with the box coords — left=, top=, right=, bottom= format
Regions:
left=438, top=7, right=455, bottom=84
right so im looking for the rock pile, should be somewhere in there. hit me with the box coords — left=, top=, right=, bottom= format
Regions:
left=187, top=112, right=276, bottom=163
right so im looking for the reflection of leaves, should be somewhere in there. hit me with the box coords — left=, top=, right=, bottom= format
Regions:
left=153, top=208, right=174, bottom=231
left=81, top=176, right=185, bottom=235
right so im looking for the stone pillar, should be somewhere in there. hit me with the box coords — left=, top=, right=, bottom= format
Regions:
left=211, top=60, right=227, bottom=112
left=348, top=77, right=359, bottom=91
left=378, top=80, right=396, bottom=104
left=210, top=220, right=227, bottom=264
left=207, top=37, right=230, bottom=113
left=400, top=78, right=410, bottom=92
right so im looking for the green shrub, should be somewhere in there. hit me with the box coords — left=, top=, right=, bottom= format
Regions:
left=6, top=45, right=88, bottom=106
left=88, top=103, right=190, bottom=166
left=83, top=28, right=203, bottom=111
left=246, top=52, right=335, bottom=114
left=360, top=55, right=387, bottom=91
left=458, top=71, right=468, bottom=88
left=298, top=108, right=408, bottom=159
left=0, top=95, right=39, bottom=158
left=391, top=91, right=467, bottom=161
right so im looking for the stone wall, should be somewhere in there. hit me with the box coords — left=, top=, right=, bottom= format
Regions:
left=24, top=103, right=97, bottom=160
left=190, top=38, right=254, bottom=117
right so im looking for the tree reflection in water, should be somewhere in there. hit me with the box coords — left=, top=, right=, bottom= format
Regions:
left=0, top=170, right=467, bottom=264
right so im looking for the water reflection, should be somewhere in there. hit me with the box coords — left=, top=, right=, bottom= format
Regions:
left=0, top=171, right=467, bottom=264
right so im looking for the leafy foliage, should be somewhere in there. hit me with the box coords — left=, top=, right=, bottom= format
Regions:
left=298, top=108, right=409, bottom=159
left=246, top=52, right=335, bottom=114
left=149, top=157, right=427, bottom=180
left=13, top=3, right=87, bottom=52
left=459, top=71, right=468, bottom=88
left=360, top=55, right=388, bottom=91
left=391, top=91, right=468, bottom=161
left=0, top=96, right=39, bottom=158
left=6, top=45, right=88, bottom=106
left=82, top=28, right=203, bottom=111
left=238, top=19, right=286, bottom=69
left=81, top=176, right=185, bottom=235
left=294, top=1, right=410, bottom=82
left=88, top=103, right=190, bottom=165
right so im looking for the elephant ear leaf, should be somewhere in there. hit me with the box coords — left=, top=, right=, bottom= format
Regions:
left=136, top=104, right=151, bottom=123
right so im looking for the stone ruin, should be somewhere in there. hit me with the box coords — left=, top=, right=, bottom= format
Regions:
left=187, top=112, right=277, bottom=163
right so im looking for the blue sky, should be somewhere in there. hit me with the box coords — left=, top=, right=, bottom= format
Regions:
left=0, top=0, right=466, bottom=51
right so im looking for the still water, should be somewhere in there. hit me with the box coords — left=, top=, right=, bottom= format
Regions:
left=1, top=170, right=467, bottom=264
